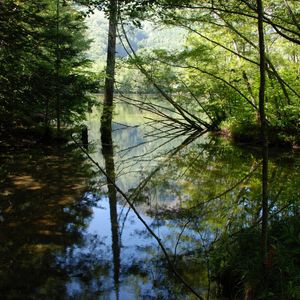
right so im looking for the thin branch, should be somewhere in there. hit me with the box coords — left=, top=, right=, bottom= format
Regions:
left=173, top=219, right=191, bottom=265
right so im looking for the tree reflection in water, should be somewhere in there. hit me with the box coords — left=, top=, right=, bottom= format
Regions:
left=77, top=103, right=300, bottom=299
left=101, top=105, right=120, bottom=299
left=0, top=103, right=299, bottom=299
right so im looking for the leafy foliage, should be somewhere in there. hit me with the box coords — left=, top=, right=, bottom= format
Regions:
left=0, top=0, right=98, bottom=132
left=118, top=0, right=300, bottom=142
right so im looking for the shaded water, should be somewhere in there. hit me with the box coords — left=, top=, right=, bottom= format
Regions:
left=0, top=102, right=299, bottom=299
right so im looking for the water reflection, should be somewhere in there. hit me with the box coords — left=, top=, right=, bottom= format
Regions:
left=136, top=138, right=300, bottom=299
left=0, top=142, right=95, bottom=299
left=101, top=105, right=120, bottom=299
left=1, top=102, right=299, bottom=299
left=92, top=102, right=300, bottom=299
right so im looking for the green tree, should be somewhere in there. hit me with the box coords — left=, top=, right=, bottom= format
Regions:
left=0, top=0, right=97, bottom=136
left=121, top=0, right=300, bottom=143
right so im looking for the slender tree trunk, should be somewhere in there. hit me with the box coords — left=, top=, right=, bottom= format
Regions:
left=101, top=7, right=120, bottom=290
left=103, top=0, right=118, bottom=107
left=257, top=0, right=269, bottom=273
left=56, top=0, right=61, bottom=136
left=44, top=98, right=50, bottom=138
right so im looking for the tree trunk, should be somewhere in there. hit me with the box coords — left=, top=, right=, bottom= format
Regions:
left=56, top=0, right=61, bottom=136
left=257, top=0, right=269, bottom=273
left=101, top=5, right=120, bottom=290
left=104, top=0, right=118, bottom=107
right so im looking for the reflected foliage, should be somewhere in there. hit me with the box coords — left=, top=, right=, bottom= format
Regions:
left=137, top=137, right=300, bottom=299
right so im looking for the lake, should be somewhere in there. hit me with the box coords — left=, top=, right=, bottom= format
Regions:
left=0, top=99, right=299, bottom=300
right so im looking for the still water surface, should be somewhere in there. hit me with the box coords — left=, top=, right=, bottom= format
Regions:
left=0, top=101, right=299, bottom=299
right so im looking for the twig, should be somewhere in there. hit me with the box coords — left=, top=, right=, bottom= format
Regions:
left=173, top=219, right=191, bottom=265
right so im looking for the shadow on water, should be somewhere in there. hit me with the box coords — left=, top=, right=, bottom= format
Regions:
left=0, top=142, right=96, bottom=299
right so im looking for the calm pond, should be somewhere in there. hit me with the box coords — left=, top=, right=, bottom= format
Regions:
left=0, top=100, right=299, bottom=299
